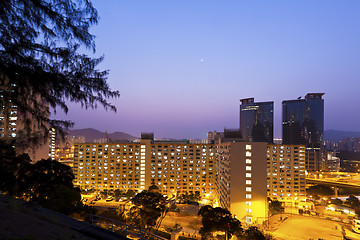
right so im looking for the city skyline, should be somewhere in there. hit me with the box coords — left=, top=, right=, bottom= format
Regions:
left=4, top=1, right=360, bottom=239
left=55, top=0, right=360, bottom=139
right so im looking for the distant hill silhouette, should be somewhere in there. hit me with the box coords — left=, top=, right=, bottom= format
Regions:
left=68, top=128, right=137, bottom=142
left=324, top=129, right=360, bottom=141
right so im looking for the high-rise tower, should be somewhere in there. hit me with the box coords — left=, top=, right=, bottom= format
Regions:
left=282, top=93, right=325, bottom=171
left=0, top=81, right=51, bottom=161
left=240, top=98, right=273, bottom=143
left=282, top=93, right=324, bottom=147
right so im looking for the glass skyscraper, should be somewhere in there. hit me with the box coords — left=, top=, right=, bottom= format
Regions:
left=282, top=93, right=324, bottom=148
left=240, top=98, right=273, bottom=143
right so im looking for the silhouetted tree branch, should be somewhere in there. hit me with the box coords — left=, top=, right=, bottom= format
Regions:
left=0, top=0, right=119, bottom=143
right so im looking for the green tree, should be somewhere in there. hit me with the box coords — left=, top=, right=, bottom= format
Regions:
left=44, top=184, right=82, bottom=215
left=0, top=146, right=83, bottom=215
left=98, top=209, right=126, bottom=223
left=331, top=198, right=343, bottom=206
left=114, top=189, right=122, bottom=199
left=0, top=0, right=119, bottom=143
left=198, top=205, right=243, bottom=239
left=190, top=191, right=201, bottom=202
left=306, top=184, right=334, bottom=196
left=100, top=189, right=109, bottom=199
left=345, top=195, right=360, bottom=208
left=0, top=141, right=32, bottom=196
left=179, top=191, right=201, bottom=203
left=125, top=189, right=136, bottom=199
left=242, top=227, right=267, bottom=240
left=178, top=192, right=189, bottom=200
left=149, top=184, right=159, bottom=191
left=268, top=199, right=283, bottom=215
left=28, top=159, right=82, bottom=214
left=340, top=187, right=360, bottom=195
left=128, top=190, right=167, bottom=229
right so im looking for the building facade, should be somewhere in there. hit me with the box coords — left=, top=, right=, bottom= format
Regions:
left=73, top=139, right=215, bottom=201
left=215, top=141, right=268, bottom=225
left=72, top=134, right=311, bottom=224
left=207, top=130, right=224, bottom=144
left=49, top=128, right=56, bottom=160
left=0, top=82, right=50, bottom=161
left=282, top=93, right=325, bottom=172
left=282, top=93, right=324, bottom=147
left=325, top=151, right=340, bottom=172
left=240, top=98, right=273, bottom=143
left=267, top=145, right=306, bottom=203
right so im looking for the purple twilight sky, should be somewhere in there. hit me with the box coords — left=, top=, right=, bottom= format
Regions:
left=55, top=0, right=360, bottom=139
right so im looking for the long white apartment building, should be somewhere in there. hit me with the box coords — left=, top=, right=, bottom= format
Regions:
left=73, top=137, right=215, bottom=200
left=72, top=131, right=307, bottom=224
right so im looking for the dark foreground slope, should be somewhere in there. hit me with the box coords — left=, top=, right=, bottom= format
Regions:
left=0, top=196, right=128, bottom=240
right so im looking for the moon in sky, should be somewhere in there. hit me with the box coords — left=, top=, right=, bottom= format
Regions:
left=200, top=59, right=204, bottom=62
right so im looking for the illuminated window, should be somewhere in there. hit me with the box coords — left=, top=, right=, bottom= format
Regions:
left=246, top=187, right=252, bottom=192
left=246, top=173, right=251, bottom=178
left=246, top=145, right=251, bottom=150
left=246, top=151, right=252, bottom=157
left=246, top=166, right=252, bottom=171
left=246, top=201, right=251, bottom=206
left=246, top=180, right=252, bottom=185
left=246, top=159, right=252, bottom=164
left=246, top=194, right=251, bottom=199
left=246, top=208, right=251, bottom=213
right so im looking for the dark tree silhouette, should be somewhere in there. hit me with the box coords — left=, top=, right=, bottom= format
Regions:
left=0, top=140, right=32, bottom=196
left=306, top=184, right=334, bottom=196
left=28, top=159, right=82, bottom=214
left=0, top=144, right=82, bottom=215
left=125, top=189, right=136, bottom=199
left=331, top=198, right=344, bottom=206
left=0, top=0, right=119, bottom=142
left=178, top=191, right=201, bottom=203
left=345, top=195, right=360, bottom=208
left=242, top=226, right=267, bottom=240
left=198, top=205, right=243, bottom=239
left=129, top=190, right=167, bottom=229
left=114, top=189, right=122, bottom=199
left=268, top=199, right=283, bottom=215
left=149, top=184, right=160, bottom=191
